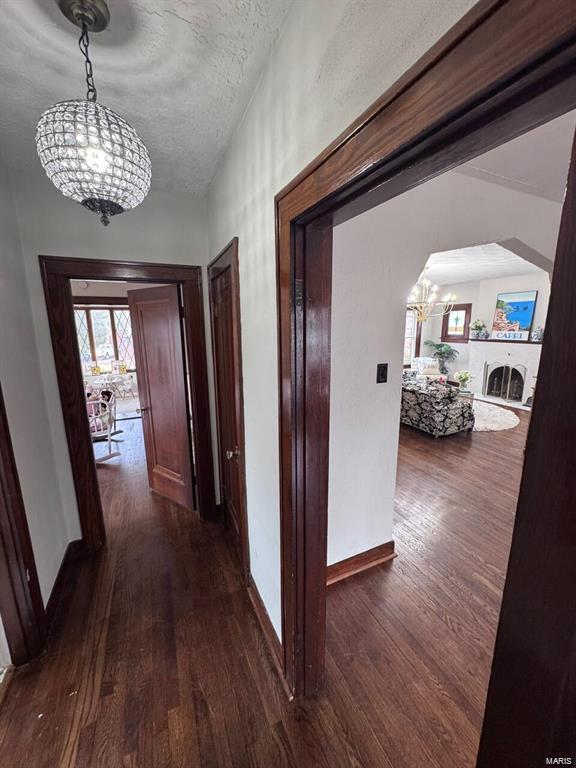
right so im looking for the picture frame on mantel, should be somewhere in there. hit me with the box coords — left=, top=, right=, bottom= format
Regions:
left=491, top=291, right=538, bottom=342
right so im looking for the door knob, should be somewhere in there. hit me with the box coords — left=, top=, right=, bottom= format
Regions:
left=226, top=447, right=240, bottom=460
left=137, top=407, right=149, bottom=413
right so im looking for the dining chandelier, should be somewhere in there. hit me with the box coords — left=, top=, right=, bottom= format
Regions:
left=35, top=0, right=151, bottom=226
left=407, top=270, right=456, bottom=323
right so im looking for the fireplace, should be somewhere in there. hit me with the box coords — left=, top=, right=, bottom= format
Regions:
left=483, top=362, right=527, bottom=402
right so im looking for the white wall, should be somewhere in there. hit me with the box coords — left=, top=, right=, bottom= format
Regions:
left=218, top=105, right=562, bottom=633
left=5, top=171, right=210, bottom=602
left=0, top=158, right=71, bottom=607
left=329, top=212, right=427, bottom=564
left=0, top=620, right=9, bottom=669
left=421, top=272, right=551, bottom=377
left=70, top=280, right=162, bottom=298
left=420, top=281, right=480, bottom=373
left=208, top=0, right=479, bottom=638
left=476, top=273, right=550, bottom=332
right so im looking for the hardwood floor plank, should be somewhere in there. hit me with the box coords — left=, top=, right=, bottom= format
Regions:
left=0, top=413, right=529, bottom=767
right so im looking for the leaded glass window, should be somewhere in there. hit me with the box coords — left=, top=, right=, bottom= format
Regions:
left=114, top=309, right=136, bottom=369
left=74, top=304, right=137, bottom=371
left=74, top=309, right=92, bottom=363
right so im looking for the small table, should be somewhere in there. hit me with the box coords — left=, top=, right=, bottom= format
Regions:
left=456, top=389, right=475, bottom=403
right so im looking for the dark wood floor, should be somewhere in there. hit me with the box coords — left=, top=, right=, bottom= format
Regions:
left=0, top=413, right=530, bottom=767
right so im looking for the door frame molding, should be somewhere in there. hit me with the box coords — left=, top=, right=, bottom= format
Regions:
left=207, top=238, right=250, bottom=580
left=0, top=382, right=46, bottom=665
left=40, top=255, right=217, bottom=551
left=275, top=0, right=576, bottom=735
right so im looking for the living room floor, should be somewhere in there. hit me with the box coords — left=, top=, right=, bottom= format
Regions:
left=324, top=410, right=530, bottom=766
left=0, top=413, right=530, bottom=768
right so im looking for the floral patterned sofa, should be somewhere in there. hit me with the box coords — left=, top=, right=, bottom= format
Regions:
left=400, top=376, right=475, bottom=438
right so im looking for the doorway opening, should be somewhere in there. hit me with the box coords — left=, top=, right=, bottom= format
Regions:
left=70, top=279, right=196, bottom=513
left=40, top=257, right=216, bottom=552
left=274, top=7, right=576, bottom=764
left=326, top=111, right=571, bottom=766
left=207, top=239, right=250, bottom=580
left=71, top=285, right=146, bottom=423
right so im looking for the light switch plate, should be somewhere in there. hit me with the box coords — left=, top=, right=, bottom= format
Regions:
left=376, top=363, right=388, bottom=383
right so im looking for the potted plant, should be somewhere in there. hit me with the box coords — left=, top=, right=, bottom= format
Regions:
left=423, top=341, right=459, bottom=374
left=454, top=370, right=474, bottom=391
left=469, top=319, right=487, bottom=339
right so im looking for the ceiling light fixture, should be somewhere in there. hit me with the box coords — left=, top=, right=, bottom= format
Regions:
left=35, top=0, right=151, bottom=226
left=407, top=268, right=456, bottom=323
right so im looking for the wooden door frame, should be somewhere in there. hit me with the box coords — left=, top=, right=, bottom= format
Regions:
left=275, top=0, right=576, bottom=726
left=0, top=382, right=46, bottom=665
left=40, top=255, right=217, bottom=551
left=207, top=238, right=250, bottom=580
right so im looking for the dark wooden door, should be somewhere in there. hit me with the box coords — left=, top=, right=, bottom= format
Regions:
left=209, top=240, right=249, bottom=576
left=0, top=382, right=46, bottom=665
left=128, top=285, right=194, bottom=510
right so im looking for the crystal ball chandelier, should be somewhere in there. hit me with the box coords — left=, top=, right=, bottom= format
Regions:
left=36, top=0, right=151, bottom=226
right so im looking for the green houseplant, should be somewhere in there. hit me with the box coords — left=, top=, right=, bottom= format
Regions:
left=423, top=341, right=459, bottom=374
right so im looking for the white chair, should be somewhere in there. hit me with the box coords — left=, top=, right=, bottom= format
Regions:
left=111, top=373, right=135, bottom=399
left=87, top=394, right=121, bottom=464
left=411, top=356, right=443, bottom=381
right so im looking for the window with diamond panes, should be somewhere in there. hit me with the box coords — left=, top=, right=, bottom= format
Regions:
left=114, top=309, right=136, bottom=370
left=74, top=309, right=92, bottom=364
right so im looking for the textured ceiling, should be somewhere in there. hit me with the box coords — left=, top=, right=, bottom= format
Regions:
left=425, top=243, right=544, bottom=287
left=0, top=0, right=292, bottom=196
left=422, top=111, right=576, bottom=286
left=457, top=110, right=576, bottom=202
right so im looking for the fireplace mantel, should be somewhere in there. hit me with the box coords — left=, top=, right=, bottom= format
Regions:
left=468, top=340, right=542, bottom=402
left=469, top=339, right=542, bottom=346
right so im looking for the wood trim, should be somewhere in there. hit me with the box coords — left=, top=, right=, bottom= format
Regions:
left=0, top=382, right=46, bottom=666
left=441, top=303, right=472, bottom=343
left=40, top=255, right=217, bottom=553
left=44, top=256, right=209, bottom=282
left=41, top=267, right=106, bottom=550
left=275, top=0, right=576, bottom=716
left=45, top=539, right=85, bottom=625
left=72, top=296, right=130, bottom=306
left=181, top=274, right=217, bottom=520
left=276, top=0, right=504, bottom=201
left=469, top=338, right=542, bottom=345
left=208, top=238, right=250, bottom=578
left=277, top=2, right=576, bottom=224
left=109, top=309, right=119, bottom=361
left=326, top=541, right=396, bottom=586
left=85, top=307, right=96, bottom=364
left=246, top=574, right=289, bottom=697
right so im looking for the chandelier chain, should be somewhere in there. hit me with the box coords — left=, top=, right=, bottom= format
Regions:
left=78, top=23, right=97, bottom=102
